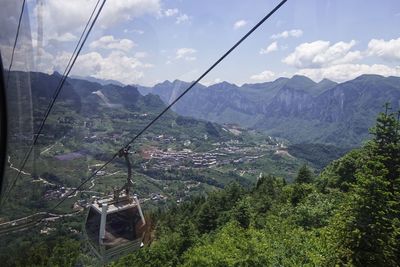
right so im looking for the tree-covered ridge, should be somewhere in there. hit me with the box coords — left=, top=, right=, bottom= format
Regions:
left=138, top=75, right=400, bottom=147
left=0, top=105, right=397, bottom=267
left=111, top=109, right=400, bottom=267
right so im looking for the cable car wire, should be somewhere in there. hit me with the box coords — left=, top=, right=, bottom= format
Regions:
left=44, top=0, right=102, bottom=117
left=50, top=0, right=288, bottom=212
left=6, top=0, right=26, bottom=86
left=2, top=0, right=107, bottom=203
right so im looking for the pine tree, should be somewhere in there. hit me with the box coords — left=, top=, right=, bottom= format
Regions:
left=335, top=108, right=400, bottom=266
left=196, top=201, right=218, bottom=233
left=295, top=164, right=313, bottom=184
left=232, top=197, right=251, bottom=228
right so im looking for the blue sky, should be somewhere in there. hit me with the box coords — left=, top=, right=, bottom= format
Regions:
left=9, top=0, right=400, bottom=85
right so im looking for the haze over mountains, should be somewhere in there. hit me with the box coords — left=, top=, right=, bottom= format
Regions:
left=134, top=74, right=400, bottom=147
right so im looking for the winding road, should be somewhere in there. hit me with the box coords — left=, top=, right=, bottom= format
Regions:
left=7, top=156, right=30, bottom=175
left=0, top=210, right=82, bottom=236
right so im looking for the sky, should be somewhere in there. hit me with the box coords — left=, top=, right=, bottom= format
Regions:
left=2, top=0, right=400, bottom=86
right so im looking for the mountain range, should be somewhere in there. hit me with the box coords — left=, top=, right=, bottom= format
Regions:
left=7, top=71, right=233, bottom=149
left=11, top=71, right=400, bottom=148
left=135, top=74, right=400, bottom=147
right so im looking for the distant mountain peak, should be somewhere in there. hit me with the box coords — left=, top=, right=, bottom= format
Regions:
left=69, top=75, right=125, bottom=87
left=318, top=78, right=337, bottom=86
left=172, top=79, right=188, bottom=85
left=52, top=71, right=62, bottom=77
left=284, top=75, right=317, bottom=92
left=274, top=77, right=290, bottom=83
left=355, top=74, right=385, bottom=80
left=212, top=81, right=238, bottom=88
left=289, top=75, right=316, bottom=84
left=158, top=80, right=172, bottom=85
left=319, top=78, right=334, bottom=83
left=123, top=84, right=139, bottom=90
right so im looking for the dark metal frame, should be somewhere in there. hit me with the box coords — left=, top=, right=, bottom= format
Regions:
left=0, top=52, right=8, bottom=196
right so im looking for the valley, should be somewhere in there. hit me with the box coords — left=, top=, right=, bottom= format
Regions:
left=0, top=71, right=398, bottom=267
left=2, top=71, right=316, bottom=220
left=1, top=1, right=399, bottom=265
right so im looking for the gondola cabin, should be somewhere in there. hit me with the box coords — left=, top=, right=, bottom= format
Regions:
left=85, top=193, right=146, bottom=262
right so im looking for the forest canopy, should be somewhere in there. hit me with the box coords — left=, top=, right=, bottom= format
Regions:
left=110, top=109, right=400, bottom=267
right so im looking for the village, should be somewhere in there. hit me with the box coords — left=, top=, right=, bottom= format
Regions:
left=31, top=118, right=290, bottom=211
left=142, top=136, right=287, bottom=170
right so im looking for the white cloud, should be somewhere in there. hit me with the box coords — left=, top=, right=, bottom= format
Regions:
left=233, top=20, right=247, bottom=29
left=66, top=51, right=152, bottom=84
left=134, top=51, right=148, bottom=58
left=282, top=38, right=400, bottom=82
left=250, top=70, right=276, bottom=81
left=176, top=14, right=190, bottom=24
left=271, top=29, right=303, bottom=39
left=124, top=29, right=144, bottom=35
left=260, top=41, right=278, bottom=54
left=54, top=32, right=78, bottom=42
left=367, top=37, right=400, bottom=61
left=176, top=48, right=197, bottom=61
left=283, top=40, right=362, bottom=68
left=214, top=78, right=222, bottom=84
left=143, top=63, right=154, bottom=68
left=160, top=8, right=190, bottom=24
left=89, top=35, right=135, bottom=52
left=133, top=29, right=145, bottom=35
left=99, top=0, right=161, bottom=27
left=164, top=8, right=179, bottom=17
left=36, top=0, right=160, bottom=43
left=297, top=64, right=400, bottom=82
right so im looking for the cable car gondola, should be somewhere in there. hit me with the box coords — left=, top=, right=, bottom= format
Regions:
left=84, top=147, right=146, bottom=263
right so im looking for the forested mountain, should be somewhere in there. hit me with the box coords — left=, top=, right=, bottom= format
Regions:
left=7, top=71, right=227, bottom=145
left=108, top=110, right=400, bottom=267
left=70, top=75, right=125, bottom=87
left=4, top=71, right=399, bottom=266
left=138, top=75, right=400, bottom=147
left=3, top=108, right=398, bottom=267
left=5, top=71, right=318, bottom=221
left=4, top=71, right=252, bottom=217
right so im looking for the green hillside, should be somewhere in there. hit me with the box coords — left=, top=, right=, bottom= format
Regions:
left=2, top=72, right=312, bottom=220
left=1, top=76, right=399, bottom=266
left=108, top=109, right=400, bottom=267
left=3, top=109, right=390, bottom=267
left=140, top=75, right=400, bottom=147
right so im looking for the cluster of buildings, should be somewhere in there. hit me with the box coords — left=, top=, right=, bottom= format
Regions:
left=143, top=137, right=284, bottom=171
left=150, top=193, right=167, bottom=201
left=144, top=149, right=227, bottom=170
left=43, top=186, right=75, bottom=200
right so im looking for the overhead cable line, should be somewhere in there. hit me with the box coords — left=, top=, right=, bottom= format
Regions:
left=50, top=0, right=288, bottom=212
left=45, top=0, right=102, bottom=114
left=6, top=0, right=26, bottom=86
left=2, top=0, right=27, bottom=202
left=3, top=0, right=107, bottom=203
